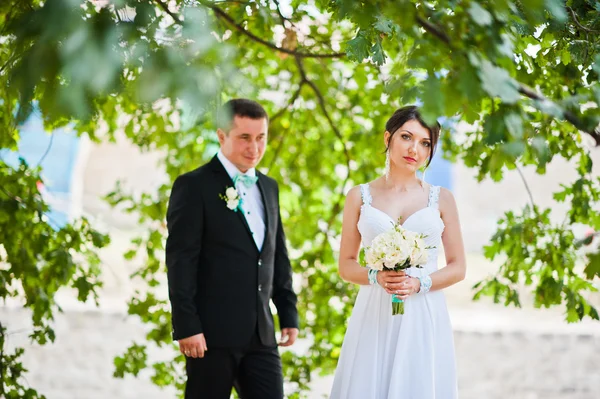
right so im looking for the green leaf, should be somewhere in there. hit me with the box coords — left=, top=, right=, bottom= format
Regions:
left=566, top=306, right=580, bottom=322
left=373, top=16, right=397, bottom=34
left=457, top=64, right=483, bottom=102
left=370, top=38, right=386, bottom=66
left=504, top=112, right=523, bottom=138
left=478, top=60, right=520, bottom=103
left=541, top=33, right=556, bottom=48
left=483, top=112, right=508, bottom=145
left=503, top=141, right=526, bottom=157
left=545, top=0, right=568, bottom=22
left=468, top=3, right=493, bottom=26
left=498, top=34, right=515, bottom=58
left=593, top=55, right=600, bottom=75
left=584, top=252, right=600, bottom=279
left=531, top=136, right=551, bottom=165
left=346, top=31, right=370, bottom=62
left=420, top=74, right=445, bottom=125
left=561, top=48, right=572, bottom=65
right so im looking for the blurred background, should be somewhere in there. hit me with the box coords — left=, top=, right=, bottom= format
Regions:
left=1, top=1, right=600, bottom=398
left=2, top=112, right=598, bottom=398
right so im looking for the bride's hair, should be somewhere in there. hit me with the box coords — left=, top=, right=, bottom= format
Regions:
left=385, top=106, right=441, bottom=167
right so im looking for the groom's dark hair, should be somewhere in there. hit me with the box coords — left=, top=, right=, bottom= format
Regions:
left=385, top=105, right=441, bottom=167
left=217, top=98, right=269, bottom=133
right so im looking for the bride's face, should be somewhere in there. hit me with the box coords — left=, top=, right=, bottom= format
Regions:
left=385, top=119, right=432, bottom=172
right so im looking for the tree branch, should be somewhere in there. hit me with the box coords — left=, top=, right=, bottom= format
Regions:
left=268, top=82, right=305, bottom=171
left=153, top=0, right=182, bottom=24
left=271, top=83, right=304, bottom=122
left=415, top=12, right=600, bottom=145
left=207, top=4, right=345, bottom=58
left=293, top=56, right=352, bottom=252
left=154, top=0, right=345, bottom=58
left=294, top=57, right=350, bottom=167
left=0, top=186, right=23, bottom=203
left=0, top=185, right=63, bottom=228
left=0, top=2, right=19, bottom=37
left=516, top=165, right=535, bottom=209
left=517, top=84, right=600, bottom=145
left=567, top=7, right=600, bottom=34
left=272, top=0, right=294, bottom=27
left=268, top=108, right=295, bottom=172
left=0, top=51, right=24, bottom=74
left=36, top=131, right=54, bottom=167
left=416, top=15, right=452, bottom=46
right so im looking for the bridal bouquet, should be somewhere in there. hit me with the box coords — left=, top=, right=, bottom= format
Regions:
left=364, top=221, right=432, bottom=315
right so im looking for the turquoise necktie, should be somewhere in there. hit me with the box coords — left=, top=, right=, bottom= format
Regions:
left=234, top=174, right=258, bottom=187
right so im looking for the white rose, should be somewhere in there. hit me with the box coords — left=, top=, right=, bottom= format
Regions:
left=370, top=260, right=384, bottom=271
left=410, top=247, right=426, bottom=266
left=402, top=230, right=419, bottom=243
left=366, top=235, right=389, bottom=269
left=410, top=236, right=429, bottom=266
left=375, top=238, right=389, bottom=252
left=397, top=239, right=412, bottom=259
left=385, top=250, right=405, bottom=267
left=365, top=248, right=382, bottom=270
left=225, top=187, right=238, bottom=199
left=365, top=249, right=377, bottom=266
left=227, top=199, right=239, bottom=210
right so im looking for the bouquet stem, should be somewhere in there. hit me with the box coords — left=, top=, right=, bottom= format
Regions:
left=391, top=294, right=404, bottom=315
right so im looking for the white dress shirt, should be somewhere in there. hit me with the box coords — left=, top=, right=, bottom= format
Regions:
left=217, top=150, right=266, bottom=251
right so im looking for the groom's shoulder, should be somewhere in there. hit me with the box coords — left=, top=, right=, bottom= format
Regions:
left=172, top=162, right=214, bottom=187
left=178, top=165, right=205, bottom=180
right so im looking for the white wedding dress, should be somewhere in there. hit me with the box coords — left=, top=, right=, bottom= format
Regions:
left=330, top=184, right=458, bottom=399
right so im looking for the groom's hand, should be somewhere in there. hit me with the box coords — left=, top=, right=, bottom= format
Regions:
left=179, top=333, right=208, bottom=358
left=278, top=328, right=299, bottom=347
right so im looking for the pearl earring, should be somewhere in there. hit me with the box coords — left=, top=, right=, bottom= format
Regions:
left=385, top=151, right=390, bottom=180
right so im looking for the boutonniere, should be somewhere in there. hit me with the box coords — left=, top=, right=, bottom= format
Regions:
left=219, top=186, right=243, bottom=212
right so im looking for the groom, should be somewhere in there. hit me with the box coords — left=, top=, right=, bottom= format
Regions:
left=165, top=98, right=299, bottom=399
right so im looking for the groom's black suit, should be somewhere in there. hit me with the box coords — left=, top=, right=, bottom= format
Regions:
left=166, top=155, right=298, bottom=398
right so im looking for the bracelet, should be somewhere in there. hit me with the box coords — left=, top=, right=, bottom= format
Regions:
left=417, top=275, right=432, bottom=293
left=367, top=269, right=379, bottom=286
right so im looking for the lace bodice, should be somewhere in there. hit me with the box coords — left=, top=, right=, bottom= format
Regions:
left=357, top=183, right=445, bottom=273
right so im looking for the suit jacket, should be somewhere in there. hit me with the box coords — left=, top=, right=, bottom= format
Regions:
left=165, top=155, right=299, bottom=348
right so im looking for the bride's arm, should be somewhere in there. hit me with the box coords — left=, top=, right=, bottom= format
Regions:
left=425, top=187, right=467, bottom=291
left=338, top=187, right=369, bottom=285
left=337, top=187, right=402, bottom=289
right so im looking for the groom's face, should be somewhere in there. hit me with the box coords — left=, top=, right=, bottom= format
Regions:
left=218, top=115, right=268, bottom=172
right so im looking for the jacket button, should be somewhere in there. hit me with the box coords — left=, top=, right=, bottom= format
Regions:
left=258, top=284, right=262, bottom=292
left=258, top=259, right=262, bottom=266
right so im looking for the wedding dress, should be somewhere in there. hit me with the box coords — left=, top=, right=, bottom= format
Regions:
left=330, top=184, right=458, bottom=399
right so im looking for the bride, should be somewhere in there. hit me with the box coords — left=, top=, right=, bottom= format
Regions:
left=330, top=105, right=467, bottom=398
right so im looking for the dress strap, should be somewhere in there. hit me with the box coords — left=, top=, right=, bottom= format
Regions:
left=360, top=184, right=372, bottom=206
left=428, top=185, right=441, bottom=209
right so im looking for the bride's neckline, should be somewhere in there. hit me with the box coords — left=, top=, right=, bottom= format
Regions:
left=365, top=183, right=433, bottom=227
left=366, top=205, right=433, bottom=228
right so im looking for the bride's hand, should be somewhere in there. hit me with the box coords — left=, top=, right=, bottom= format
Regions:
left=394, top=275, right=420, bottom=299
left=376, top=270, right=407, bottom=294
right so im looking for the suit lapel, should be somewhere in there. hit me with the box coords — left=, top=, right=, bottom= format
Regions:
left=256, top=174, right=272, bottom=253
left=210, top=156, right=258, bottom=251
left=236, top=200, right=257, bottom=251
